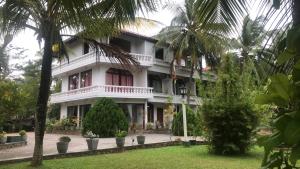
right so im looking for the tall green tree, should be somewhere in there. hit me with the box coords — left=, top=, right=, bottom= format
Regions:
left=0, top=80, right=23, bottom=128
left=0, top=0, right=158, bottom=166
left=156, top=0, right=232, bottom=104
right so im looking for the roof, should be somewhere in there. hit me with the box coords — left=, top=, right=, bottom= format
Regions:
left=64, top=30, right=158, bottom=44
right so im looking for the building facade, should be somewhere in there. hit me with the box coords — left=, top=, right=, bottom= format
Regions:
left=50, top=31, right=212, bottom=130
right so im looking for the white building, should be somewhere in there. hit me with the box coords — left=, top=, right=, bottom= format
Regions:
left=50, top=31, right=213, bottom=130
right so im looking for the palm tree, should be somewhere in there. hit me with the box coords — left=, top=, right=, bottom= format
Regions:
left=156, top=0, right=231, bottom=104
left=0, top=0, right=158, bottom=166
left=0, top=33, right=12, bottom=80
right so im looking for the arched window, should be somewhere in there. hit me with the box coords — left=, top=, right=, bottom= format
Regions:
left=106, top=68, right=133, bottom=86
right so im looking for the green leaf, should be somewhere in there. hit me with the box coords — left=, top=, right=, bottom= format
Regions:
left=258, top=132, right=283, bottom=153
left=269, top=74, right=291, bottom=101
left=255, top=93, right=288, bottom=107
left=284, top=120, right=300, bottom=145
left=273, top=114, right=292, bottom=132
left=295, top=60, right=300, bottom=70
left=277, top=50, right=295, bottom=65
left=290, top=145, right=300, bottom=166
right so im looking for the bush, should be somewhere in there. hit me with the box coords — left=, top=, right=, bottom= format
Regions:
left=59, top=136, right=71, bottom=142
left=202, top=54, right=258, bottom=155
left=19, top=130, right=26, bottom=136
left=82, top=98, right=128, bottom=137
left=203, top=101, right=258, bottom=155
left=115, top=130, right=127, bottom=138
left=172, top=107, right=202, bottom=136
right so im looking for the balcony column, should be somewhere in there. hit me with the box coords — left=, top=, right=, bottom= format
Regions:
left=77, top=105, right=80, bottom=129
left=144, top=101, right=148, bottom=129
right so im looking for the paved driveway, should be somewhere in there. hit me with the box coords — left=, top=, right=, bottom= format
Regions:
left=0, top=132, right=176, bottom=161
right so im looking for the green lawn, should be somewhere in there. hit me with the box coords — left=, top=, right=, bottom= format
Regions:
left=1, top=145, right=264, bottom=169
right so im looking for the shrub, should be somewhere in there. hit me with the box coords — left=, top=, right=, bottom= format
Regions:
left=172, top=107, right=202, bottom=136
left=203, top=101, right=258, bottom=155
left=115, top=130, right=127, bottom=138
left=202, top=54, right=258, bottom=155
left=0, top=131, right=6, bottom=138
left=82, top=98, right=128, bottom=137
left=19, top=130, right=26, bottom=136
left=59, top=136, right=71, bottom=142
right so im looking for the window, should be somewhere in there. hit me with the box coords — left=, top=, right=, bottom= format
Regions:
left=148, top=75, right=162, bottom=93
left=173, top=79, right=185, bottom=95
left=83, top=42, right=90, bottom=54
left=105, top=68, right=133, bottom=86
left=68, top=73, right=79, bottom=90
left=67, top=106, right=78, bottom=118
left=80, top=70, right=92, bottom=88
left=110, top=38, right=131, bottom=52
left=155, top=48, right=164, bottom=60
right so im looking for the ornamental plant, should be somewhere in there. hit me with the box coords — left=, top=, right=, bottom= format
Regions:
left=0, top=131, right=6, bottom=138
left=59, top=136, right=71, bottom=143
left=115, top=130, right=127, bottom=138
left=83, top=98, right=128, bottom=137
left=19, top=130, right=26, bottom=136
left=202, top=54, right=258, bottom=155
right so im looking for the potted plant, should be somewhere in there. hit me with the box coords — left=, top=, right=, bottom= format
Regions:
left=137, top=131, right=145, bottom=145
left=0, top=131, right=7, bottom=144
left=115, top=130, right=127, bottom=148
left=56, top=136, right=71, bottom=154
left=86, top=131, right=99, bottom=151
left=19, top=130, right=27, bottom=142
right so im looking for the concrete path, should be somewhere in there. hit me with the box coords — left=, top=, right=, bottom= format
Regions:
left=0, top=132, right=179, bottom=161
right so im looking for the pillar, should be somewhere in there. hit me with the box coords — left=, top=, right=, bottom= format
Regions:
left=144, top=101, right=148, bottom=129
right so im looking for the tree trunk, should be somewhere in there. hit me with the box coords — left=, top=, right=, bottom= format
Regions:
left=186, top=65, right=195, bottom=105
left=31, top=24, right=53, bottom=166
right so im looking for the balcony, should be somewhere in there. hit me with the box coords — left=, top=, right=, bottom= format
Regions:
left=50, top=85, right=153, bottom=104
left=148, top=93, right=201, bottom=106
left=52, top=52, right=153, bottom=76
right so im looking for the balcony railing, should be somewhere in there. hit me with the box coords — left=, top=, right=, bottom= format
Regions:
left=52, top=52, right=153, bottom=76
left=50, top=85, right=153, bottom=103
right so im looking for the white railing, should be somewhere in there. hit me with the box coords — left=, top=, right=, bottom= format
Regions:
left=50, top=85, right=153, bottom=103
left=52, top=52, right=153, bottom=76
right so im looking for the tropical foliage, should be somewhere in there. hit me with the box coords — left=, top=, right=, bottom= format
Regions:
left=172, top=107, right=202, bottom=137
left=202, top=54, right=258, bottom=155
left=156, top=0, right=237, bottom=104
left=256, top=24, right=300, bottom=168
left=83, top=98, right=128, bottom=138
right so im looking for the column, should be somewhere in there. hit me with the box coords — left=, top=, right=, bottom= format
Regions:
left=77, top=105, right=80, bottom=129
left=144, top=101, right=148, bottom=129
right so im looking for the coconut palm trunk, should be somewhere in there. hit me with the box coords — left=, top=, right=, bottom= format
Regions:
left=32, top=23, right=54, bottom=166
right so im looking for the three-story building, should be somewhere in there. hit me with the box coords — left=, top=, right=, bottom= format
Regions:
left=50, top=31, right=212, bottom=130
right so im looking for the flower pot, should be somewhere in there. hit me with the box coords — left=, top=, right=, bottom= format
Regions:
left=116, top=137, right=125, bottom=148
left=0, top=137, right=7, bottom=144
left=21, top=135, right=27, bottom=142
left=189, top=140, right=197, bottom=145
left=137, top=135, right=145, bottom=145
left=86, top=138, right=99, bottom=151
left=56, top=142, right=69, bottom=154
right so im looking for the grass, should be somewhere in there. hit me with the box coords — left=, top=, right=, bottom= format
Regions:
left=0, top=145, right=264, bottom=169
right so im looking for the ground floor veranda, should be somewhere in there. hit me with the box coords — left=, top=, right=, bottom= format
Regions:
left=59, top=98, right=188, bottom=130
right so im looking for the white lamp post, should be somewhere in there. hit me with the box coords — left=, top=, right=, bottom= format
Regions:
left=179, top=86, right=188, bottom=144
